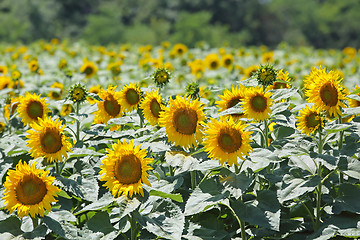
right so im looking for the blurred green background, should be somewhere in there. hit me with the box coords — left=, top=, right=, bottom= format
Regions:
left=1, top=0, right=360, bottom=48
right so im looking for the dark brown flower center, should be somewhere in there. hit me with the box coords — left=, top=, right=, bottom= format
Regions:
left=173, top=108, right=198, bottom=135
left=16, top=174, right=47, bottom=205
left=26, top=100, right=44, bottom=120
left=320, top=82, right=338, bottom=106
left=40, top=128, right=63, bottom=154
left=218, top=128, right=242, bottom=153
left=104, top=96, right=121, bottom=117
left=114, top=154, right=142, bottom=184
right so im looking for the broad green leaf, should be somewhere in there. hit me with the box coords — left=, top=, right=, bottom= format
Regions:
left=289, top=155, right=317, bottom=175
left=339, top=157, right=360, bottom=180
left=333, top=183, right=360, bottom=214
left=75, top=192, right=114, bottom=215
left=343, top=106, right=360, bottom=115
left=47, top=210, right=76, bottom=222
left=183, top=219, right=230, bottom=240
left=0, top=216, right=22, bottom=236
left=271, top=88, right=299, bottom=102
left=115, top=195, right=141, bottom=220
left=69, top=147, right=103, bottom=158
left=140, top=198, right=185, bottom=240
left=43, top=216, right=79, bottom=239
left=219, top=168, right=254, bottom=199
left=185, top=178, right=229, bottom=216
left=87, top=211, right=115, bottom=235
left=149, top=190, right=183, bottom=202
left=271, top=102, right=290, bottom=116
left=324, top=123, right=351, bottom=133
left=21, top=225, right=48, bottom=239
left=279, top=175, right=321, bottom=203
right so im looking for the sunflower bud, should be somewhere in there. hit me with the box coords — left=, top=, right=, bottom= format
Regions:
left=255, top=64, right=277, bottom=87
left=152, top=67, right=171, bottom=88
left=185, top=82, right=200, bottom=99
left=68, top=83, right=88, bottom=103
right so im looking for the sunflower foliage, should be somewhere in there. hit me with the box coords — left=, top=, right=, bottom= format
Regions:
left=0, top=41, right=360, bottom=240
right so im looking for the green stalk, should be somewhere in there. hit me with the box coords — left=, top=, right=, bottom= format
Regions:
left=31, top=216, right=38, bottom=229
left=190, top=171, right=197, bottom=190
left=224, top=201, right=247, bottom=240
left=338, top=114, right=344, bottom=184
left=75, top=102, right=80, bottom=143
left=129, top=214, right=138, bottom=240
left=264, top=119, right=269, bottom=148
left=315, top=130, right=324, bottom=231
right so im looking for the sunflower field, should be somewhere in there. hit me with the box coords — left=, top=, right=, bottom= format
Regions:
left=1, top=40, right=360, bottom=240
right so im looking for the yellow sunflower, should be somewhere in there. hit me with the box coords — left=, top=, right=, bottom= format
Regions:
left=0, top=76, right=12, bottom=89
left=221, top=54, right=234, bottom=69
left=60, top=104, right=74, bottom=116
left=172, top=43, right=188, bottom=56
left=159, top=95, right=205, bottom=148
left=0, top=65, right=8, bottom=75
left=99, top=140, right=153, bottom=198
left=26, top=117, right=73, bottom=163
left=80, top=61, right=98, bottom=78
left=94, top=85, right=122, bottom=124
left=205, top=53, right=220, bottom=70
left=216, top=85, right=247, bottom=122
left=2, top=160, right=60, bottom=218
left=241, top=87, right=273, bottom=121
left=28, top=60, right=39, bottom=73
left=17, top=92, right=50, bottom=125
left=0, top=121, right=5, bottom=133
left=4, top=96, right=20, bottom=120
left=268, top=69, right=291, bottom=90
left=296, top=105, right=324, bottom=135
left=305, top=67, right=346, bottom=117
left=203, top=118, right=253, bottom=166
left=119, top=83, right=141, bottom=113
left=348, top=86, right=360, bottom=108
left=139, top=89, right=164, bottom=126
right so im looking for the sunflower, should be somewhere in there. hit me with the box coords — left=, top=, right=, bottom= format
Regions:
left=68, top=83, right=88, bottom=103
left=255, top=64, right=277, bottom=86
left=2, top=160, right=60, bottom=218
left=305, top=67, right=346, bottom=117
left=172, top=43, right=188, bottom=56
left=28, top=60, right=39, bottom=73
left=221, top=54, right=234, bottom=69
left=216, top=85, right=247, bottom=122
left=0, top=65, right=8, bottom=75
left=188, top=59, right=205, bottom=78
left=99, top=140, right=153, bottom=198
left=205, top=53, right=220, bottom=70
left=58, top=58, right=67, bottom=70
left=296, top=105, right=324, bottom=135
left=26, top=117, right=73, bottom=163
left=159, top=95, right=205, bottom=148
left=4, top=96, right=20, bottom=120
left=203, top=118, right=253, bottom=166
left=0, top=76, right=12, bottom=89
left=94, top=85, right=122, bottom=124
left=139, top=89, right=164, bottom=126
left=119, top=83, right=141, bottom=113
left=0, top=121, right=5, bottom=133
left=241, top=86, right=273, bottom=121
left=268, top=69, right=291, bottom=90
left=11, top=70, right=22, bottom=80
left=17, top=92, right=50, bottom=125
left=60, top=104, right=74, bottom=116
left=348, top=86, right=360, bottom=108
left=243, top=65, right=259, bottom=79
left=80, top=61, right=98, bottom=78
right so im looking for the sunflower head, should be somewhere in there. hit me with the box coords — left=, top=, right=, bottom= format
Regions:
left=80, top=61, right=98, bottom=78
left=95, top=85, right=122, bottom=124
left=348, top=86, right=360, bottom=108
left=11, top=70, right=21, bottom=80
left=221, top=54, right=234, bottom=69
left=152, top=67, right=171, bottom=88
left=119, top=83, right=142, bottom=113
left=26, top=116, right=73, bottom=163
left=17, top=92, right=50, bottom=125
left=0, top=65, right=8, bottom=75
left=58, top=58, right=68, bottom=70
left=203, top=118, right=253, bottom=166
left=185, top=82, right=200, bottom=99
left=2, top=160, right=60, bottom=218
left=60, top=104, right=74, bottom=116
left=139, top=89, right=164, bottom=126
left=255, top=64, right=277, bottom=86
left=159, top=95, right=205, bottom=148
left=205, top=53, right=220, bottom=70
left=0, top=121, right=6, bottom=133
left=68, top=83, right=88, bottom=103
left=216, top=85, right=247, bottom=122
left=28, top=60, right=39, bottom=73
left=99, top=140, right=153, bottom=198
left=172, top=43, right=188, bottom=56
left=242, top=86, right=273, bottom=121
left=297, top=105, right=324, bottom=135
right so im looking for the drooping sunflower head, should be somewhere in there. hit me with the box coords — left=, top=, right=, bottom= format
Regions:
left=255, top=64, right=277, bottom=87
left=203, top=118, right=253, bottom=166
left=216, top=85, right=248, bottom=122
left=95, top=85, right=122, bottom=124
left=152, top=67, right=171, bottom=88
left=80, top=61, right=98, bottom=78
left=241, top=86, right=273, bottom=121
left=296, top=105, right=324, bottom=135
left=68, top=83, right=88, bottom=103
left=185, top=82, right=200, bottom=99
left=2, top=160, right=60, bottom=218
left=17, top=92, right=50, bottom=125
left=119, top=83, right=141, bottom=113
left=205, top=53, right=220, bottom=70
left=26, top=116, right=73, bottom=163
left=139, top=89, right=164, bottom=126
left=159, top=95, right=205, bottom=149
left=99, top=139, right=153, bottom=198
left=305, top=67, right=346, bottom=117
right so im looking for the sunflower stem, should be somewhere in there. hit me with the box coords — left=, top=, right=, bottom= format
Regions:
left=75, top=102, right=80, bottom=143
left=129, top=214, right=138, bottom=240
left=55, top=162, right=60, bottom=175
left=314, top=130, right=324, bottom=231
left=31, top=216, right=39, bottom=229
left=190, top=171, right=197, bottom=190
left=264, top=119, right=269, bottom=148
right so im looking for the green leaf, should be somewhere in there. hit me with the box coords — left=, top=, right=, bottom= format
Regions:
left=43, top=216, right=79, bottom=239
left=279, top=175, right=321, bottom=203
left=115, top=195, right=141, bottom=220
left=75, top=192, right=114, bottom=215
left=343, top=106, right=360, bottom=115
left=339, top=157, right=360, bottom=180
left=333, top=183, right=360, bottom=214
left=21, top=224, right=48, bottom=239
left=270, top=88, right=299, bottom=102
left=271, top=102, right=290, bottom=116
left=289, top=155, right=317, bottom=175
left=324, top=123, right=351, bottom=133
left=219, top=168, right=254, bottom=199
left=69, top=147, right=103, bottom=158
left=0, top=215, right=22, bottom=236
left=185, top=178, right=229, bottom=216
left=149, top=190, right=183, bottom=203
left=87, top=211, right=115, bottom=235
left=140, top=198, right=185, bottom=240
